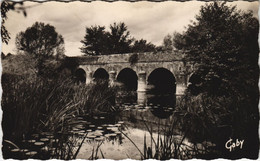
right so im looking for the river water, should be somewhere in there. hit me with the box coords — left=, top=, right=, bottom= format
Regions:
left=77, top=91, right=189, bottom=159
left=5, top=90, right=190, bottom=160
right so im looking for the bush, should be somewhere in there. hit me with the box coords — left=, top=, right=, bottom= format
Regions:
left=175, top=92, right=259, bottom=159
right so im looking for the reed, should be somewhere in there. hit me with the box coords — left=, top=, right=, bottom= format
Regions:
left=2, top=73, right=117, bottom=159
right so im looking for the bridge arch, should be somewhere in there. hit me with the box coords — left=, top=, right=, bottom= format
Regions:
left=147, top=67, right=176, bottom=94
left=117, top=68, right=138, bottom=91
left=93, top=68, right=109, bottom=82
left=74, top=68, right=86, bottom=83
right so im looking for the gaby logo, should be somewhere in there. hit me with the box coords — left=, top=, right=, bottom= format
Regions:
left=225, top=138, right=244, bottom=152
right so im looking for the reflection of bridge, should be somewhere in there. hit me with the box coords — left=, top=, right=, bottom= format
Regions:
left=73, top=52, right=196, bottom=95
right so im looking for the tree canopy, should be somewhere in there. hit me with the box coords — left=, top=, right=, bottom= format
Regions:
left=173, top=2, right=259, bottom=95
left=15, top=22, right=65, bottom=76
left=173, top=2, right=259, bottom=158
left=80, top=22, right=157, bottom=55
left=16, top=22, right=65, bottom=59
left=132, top=39, right=157, bottom=52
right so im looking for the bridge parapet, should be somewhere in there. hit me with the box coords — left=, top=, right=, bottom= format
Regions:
left=72, top=51, right=197, bottom=95
left=71, top=51, right=186, bottom=65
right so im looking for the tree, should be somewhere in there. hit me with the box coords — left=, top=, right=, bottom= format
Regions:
left=174, top=2, right=258, bottom=95
left=131, top=39, right=156, bottom=52
left=80, top=25, right=109, bottom=55
left=107, top=22, right=133, bottom=54
left=15, top=22, right=65, bottom=76
left=80, top=22, right=134, bottom=55
left=1, top=1, right=25, bottom=44
left=16, top=22, right=64, bottom=58
left=162, top=34, right=174, bottom=51
left=173, top=2, right=259, bottom=158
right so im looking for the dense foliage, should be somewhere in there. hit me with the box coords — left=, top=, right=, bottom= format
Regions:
left=15, top=22, right=65, bottom=76
left=174, top=2, right=258, bottom=95
left=80, top=22, right=157, bottom=55
left=173, top=2, right=259, bottom=159
left=1, top=1, right=25, bottom=44
left=15, top=22, right=65, bottom=58
left=1, top=53, right=117, bottom=159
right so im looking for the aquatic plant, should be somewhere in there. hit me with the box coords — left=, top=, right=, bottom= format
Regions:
left=1, top=73, right=118, bottom=159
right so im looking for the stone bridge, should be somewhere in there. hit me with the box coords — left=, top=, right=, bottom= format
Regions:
left=73, top=51, right=196, bottom=95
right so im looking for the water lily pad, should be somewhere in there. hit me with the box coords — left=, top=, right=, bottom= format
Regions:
left=95, top=137, right=105, bottom=141
left=25, top=151, right=37, bottom=155
left=89, top=125, right=95, bottom=128
left=95, top=129, right=104, bottom=133
left=78, top=132, right=86, bottom=136
left=97, top=126, right=103, bottom=129
left=21, top=149, right=29, bottom=152
left=108, top=127, right=118, bottom=132
left=34, top=142, right=44, bottom=146
left=99, top=117, right=105, bottom=119
left=41, top=146, right=48, bottom=151
left=40, top=138, right=49, bottom=142
left=11, top=148, right=20, bottom=152
left=77, top=130, right=85, bottom=133
left=87, top=135, right=96, bottom=139
left=76, top=124, right=84, bottom=127
left=110, top=133, right=117, bottom=137
left=104, top=134, right=111, bottom=137
left=115, top=131, right=121, bottom=134
left=118, top=121, right=124, bottom=124
left=86, top=129, right=92, bottom=132
left=28, top=139, right=36, bottom=143
left=46, top=135, right=54, bottom=139
left=93, top=132, right=102, bottom=136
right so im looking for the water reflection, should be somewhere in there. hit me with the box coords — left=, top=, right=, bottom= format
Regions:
left=6, top=89, right=180, bottom=160
left=77, top=90, right=180, bottom=159
left=116, top=90, right=176, bottom=119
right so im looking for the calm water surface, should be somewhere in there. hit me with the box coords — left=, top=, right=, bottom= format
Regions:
left=77, top=91, right=183, bottom=159
left=6, top=90, right=185, bottom=159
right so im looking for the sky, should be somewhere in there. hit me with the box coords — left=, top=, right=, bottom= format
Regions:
left=2, top=1, right=259, bottom=56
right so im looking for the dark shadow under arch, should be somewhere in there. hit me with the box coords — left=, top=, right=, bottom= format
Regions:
left=74, top=68, right=86, bottom=83
left=93, top=68, right=109, bottom=81
left=117, top=68, right=138, bottom=91
left=147, top=68, right=176, bottom=94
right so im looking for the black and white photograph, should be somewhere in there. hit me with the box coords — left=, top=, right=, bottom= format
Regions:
left=1, top=0, right=259, bottom=159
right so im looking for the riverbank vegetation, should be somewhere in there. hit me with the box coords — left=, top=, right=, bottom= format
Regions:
left=1, top=1, right=258, bottom=160
left=172, top=1, right=259, bottom=159
left=2, top=55, right=117, bottom=159
left=127, top=2, right=259, bottom=159
left=1, top=21, right=118, bottom=159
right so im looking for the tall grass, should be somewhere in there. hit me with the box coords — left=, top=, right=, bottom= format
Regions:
left=1, top=73, right=117, bottom=159
left=174, top=92, right=259, bottom=159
